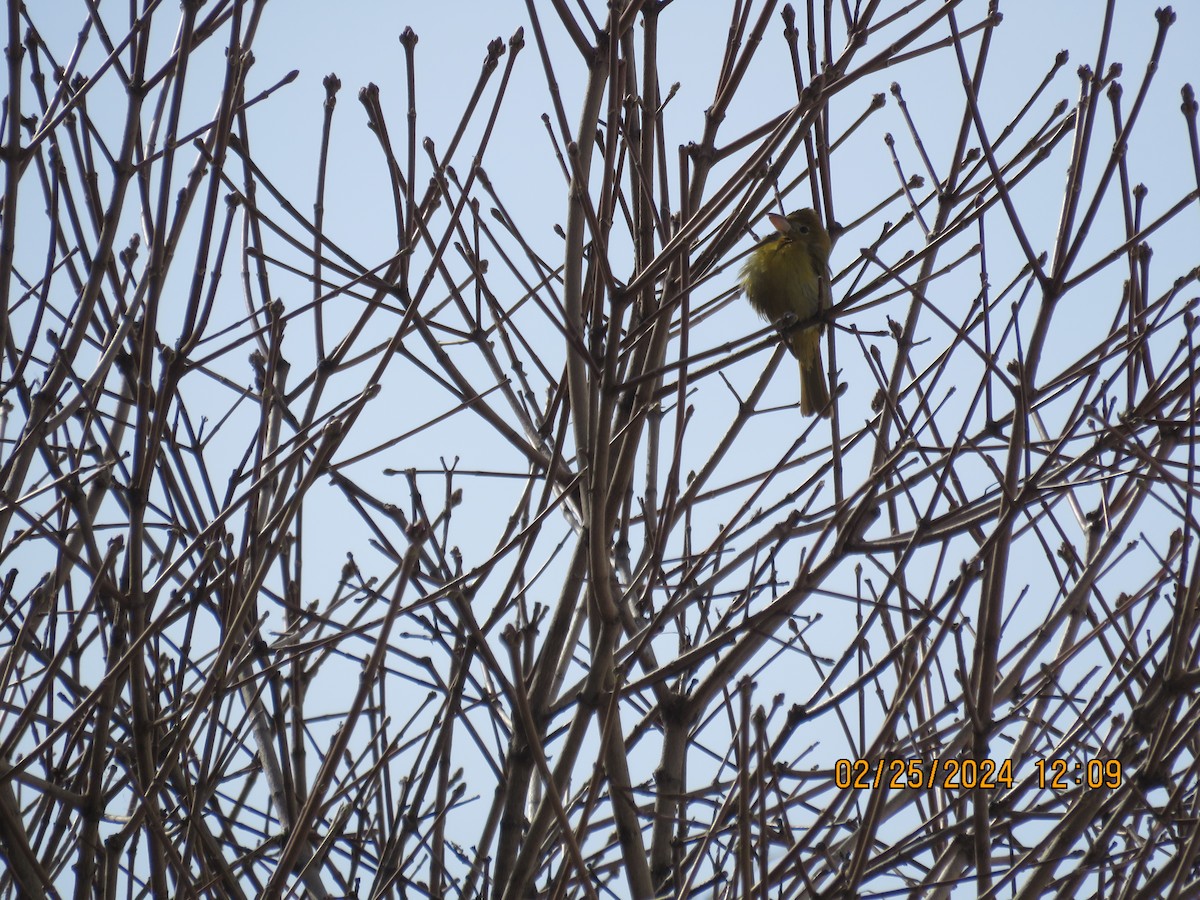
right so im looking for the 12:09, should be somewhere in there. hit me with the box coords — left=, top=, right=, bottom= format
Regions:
left=1035, top=758, right=1123, bottom=789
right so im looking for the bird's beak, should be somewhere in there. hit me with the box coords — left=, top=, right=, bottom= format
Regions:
left=767, top=212, right=790, bottom=234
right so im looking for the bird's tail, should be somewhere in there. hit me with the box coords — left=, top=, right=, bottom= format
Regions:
left=792, top=329, right=830, bottom=418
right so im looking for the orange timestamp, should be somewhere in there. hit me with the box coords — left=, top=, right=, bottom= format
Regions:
left=833, top=757, right=1125, bottom=791
left=1034, top=758, right=1123, bottom=790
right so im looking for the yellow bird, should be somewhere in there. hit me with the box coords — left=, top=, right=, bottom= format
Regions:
left=740, top=208, right=832, bottom=417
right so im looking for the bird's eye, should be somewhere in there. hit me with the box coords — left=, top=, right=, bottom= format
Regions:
left=798, top=226, right=809, bottom=234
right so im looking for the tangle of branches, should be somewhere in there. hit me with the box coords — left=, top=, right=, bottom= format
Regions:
left=2, top=1, right=1199, bottom=898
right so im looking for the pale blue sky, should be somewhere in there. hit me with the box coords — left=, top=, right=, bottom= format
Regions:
left=11, top=4, right=1200, bottom=893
